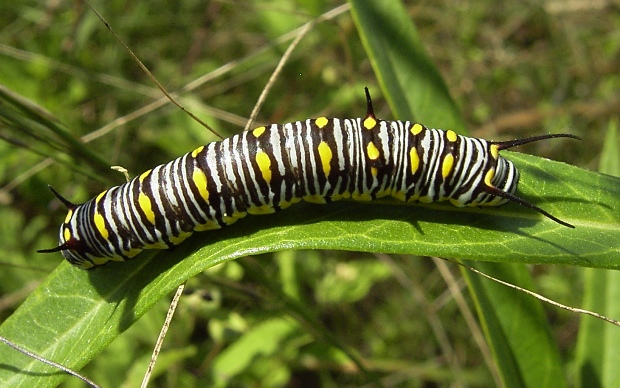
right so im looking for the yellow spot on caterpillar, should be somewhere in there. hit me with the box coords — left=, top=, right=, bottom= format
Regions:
left=409, top=147, right=420, bottom=174
left=315, top=117, right=329, bottom=128
left=330, top=193, right=344, bottom=201
left=222, top=216, right=236, bottom=225
left=449, top=198, right=464, bottom=207
left=248, top=204, right=276, bottom=215
left=139, top=192, right=156, bottom=224
left=376, top=189, right=390, bottom=198
left=140, top=169, right=152, bottom=181
left=192, top=168, right=209, bottom=202
left=490, top=144, right=499, bottom=159
left=79, top=262, right=95, bottom=270
left=64, top=209, right=73, bottom=224
left=92, top=256, right=112, bottom=265
left=352, top=192, right=372, bottom=201
left=279, top=196, right=302, bottom=209
left=125, top=248, right=142, bottom=258
left=446, top=130, right=457, bottom=142
left=392, top=190, right=406, bottom=202
left=252, top=126, right=266, bottom=137
left=63, top=227, right=71, bottom=243
left=170, top=231, right=193, bottom=245
left=442, top=154, right=454, bottom=178
left=96, top=190, right=107, bottom=202
left=371, top=167, right=378, bottom=178
left=191, top=146, right=204, bottom=158
left=484, top=169, right=495, bottom=187
left=94, top=212, right=108, bottom=239
left=144, top=241, right=168, bottom=250
left=222, top=210, right=247, bottom=225
left=331, top=191, right=352, bottom=201
left=256, top=151, right=272, bottom=184
left=366, top=141, right=380, bottom=160
left=363, top=116, right=376, bottom=130
left=411, top=123, right=424, bottom=135
left=418, top=195, right=433, bottom=203
left=278, top=200, right=293, bottom=209
left=194, top=220, right=221, bottom=231
left=318, top=141, right=332, bottom=176
left=92, top=191, right=110, bottom=238
left=304, top=194, right=327, bottom=204
left=407, top=193, right=420, bottom=202
left=222, top=216, right=239, bottom=225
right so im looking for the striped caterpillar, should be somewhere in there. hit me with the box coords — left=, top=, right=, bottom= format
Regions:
left=39, top=88, right=578, bottom=269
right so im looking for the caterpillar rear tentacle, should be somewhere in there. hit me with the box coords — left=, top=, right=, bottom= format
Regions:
left=39, top=88, right=579, bottom=269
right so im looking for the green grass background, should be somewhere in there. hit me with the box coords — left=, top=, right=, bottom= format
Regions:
left=0, top=0, right=619, bottom=387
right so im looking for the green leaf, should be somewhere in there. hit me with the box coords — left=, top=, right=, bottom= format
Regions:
left=349, top=1, right=588, bottom=387
left=211, top=317, right=298, bottom=383
left=0, top=85, right=120, bottom=183
left=575, top=119, right=620, bottom=388
left=316, top=260, right=391, bottom=304
left=349, top=0, right=464, bottom=130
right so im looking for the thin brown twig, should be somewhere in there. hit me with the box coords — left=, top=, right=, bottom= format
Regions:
left=455, top=261, right=620, bottom=327
left=0, top=336, right=100, bottom=388
left=141, top=283, right=186, bottom=388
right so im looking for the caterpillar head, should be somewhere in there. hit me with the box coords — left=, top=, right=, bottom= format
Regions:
left=37, top=187, right=103, bottom=270
left=479, top=134, right=580, bottom=228
left=465, top=152, right=519, bottom=208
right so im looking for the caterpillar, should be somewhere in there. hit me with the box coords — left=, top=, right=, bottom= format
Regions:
left=39, top=88, right=578, bottom=269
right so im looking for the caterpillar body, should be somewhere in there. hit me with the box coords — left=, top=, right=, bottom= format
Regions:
left=39, top=88, right=578, bottom=269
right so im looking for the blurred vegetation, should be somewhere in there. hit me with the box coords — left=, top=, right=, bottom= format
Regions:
left=0, top=0, right=618, bottom=386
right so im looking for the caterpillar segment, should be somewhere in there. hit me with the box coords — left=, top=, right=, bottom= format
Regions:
left=39, top=88, right=578, bottom=269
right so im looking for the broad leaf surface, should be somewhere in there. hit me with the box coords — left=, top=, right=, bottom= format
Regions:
left=575, top=120, right=620, bottom=388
